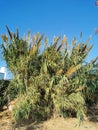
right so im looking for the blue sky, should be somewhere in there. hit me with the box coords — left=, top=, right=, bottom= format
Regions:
left=0, top=0, right=98, bottom=74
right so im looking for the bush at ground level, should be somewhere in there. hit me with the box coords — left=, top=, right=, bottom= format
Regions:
left=0, top=80, right=10, bottom=110
left=1, top=28, right=98, bottom=124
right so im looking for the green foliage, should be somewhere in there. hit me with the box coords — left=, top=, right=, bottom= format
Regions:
left=1, top=28, right=98, bottom=124
left=0, top=80, right=10, bottom=110
left=83, top=62, right=98, bottom=104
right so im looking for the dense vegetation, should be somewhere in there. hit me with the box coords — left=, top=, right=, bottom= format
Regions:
left=1, top=27, right=98, bottom=124
left=0, top=80, right=10, bottom=110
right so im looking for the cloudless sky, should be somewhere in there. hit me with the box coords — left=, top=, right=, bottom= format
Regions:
left=0, top=0, right=98, bottom=78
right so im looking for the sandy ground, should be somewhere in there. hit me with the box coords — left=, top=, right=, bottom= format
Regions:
left=0, top=110, right=98, bottom=130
